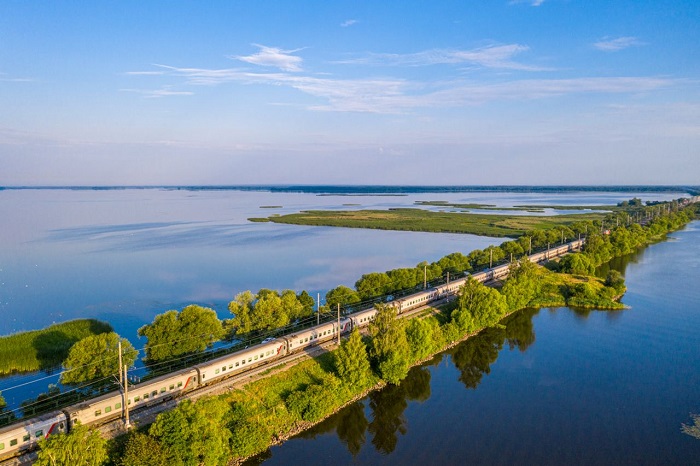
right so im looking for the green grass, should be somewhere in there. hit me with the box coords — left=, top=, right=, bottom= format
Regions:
left=254, top=208, right=604, bottom=237
left=0, top=319, right=113, bottom=375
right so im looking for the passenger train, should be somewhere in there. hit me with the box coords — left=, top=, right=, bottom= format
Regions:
left=0, top=239, right=583, bottom=461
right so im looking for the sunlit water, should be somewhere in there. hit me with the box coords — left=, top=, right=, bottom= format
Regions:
left=0, top=188, right=687, bottom=419
left=248, top=221, right=700, bottom=465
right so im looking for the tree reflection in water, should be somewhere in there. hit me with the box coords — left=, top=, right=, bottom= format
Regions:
left=450, top=307, right=538, bottom=390
left=274, top=308, right=538, bottom=459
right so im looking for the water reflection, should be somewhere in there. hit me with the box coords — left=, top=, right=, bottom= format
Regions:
left=451, top=308, right=538, bottom=390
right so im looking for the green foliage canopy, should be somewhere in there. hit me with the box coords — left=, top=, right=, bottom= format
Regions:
left=334, top=328, right=373, bottom=389
left=35, top=424, right=107, bottom=466
left=368, top=305, right=411, bottom=384
left=149, top=398, right=232, bottom=466
left=138, top=305, right=223, bottom=362
left=60, top=332, right=138, bottom=385
left=117, top=431, right=169, bottom=466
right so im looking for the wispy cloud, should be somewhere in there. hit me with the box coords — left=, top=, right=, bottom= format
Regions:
left=0, top=72, right=34, bottom=82
left=124, top=70, right=166, bottom=76
left=340, top=19, right=358, bottom=27
left=232, top=44, right=304, bottom=72
left=509, top=0, right=546, bottom=6
left=593, top=36, right=644, bottom=52
left=140, top=63, right=675, bottom=113
left=335, top=44, right=551, bottom=71
left=120, top=86, right=193, bottom=98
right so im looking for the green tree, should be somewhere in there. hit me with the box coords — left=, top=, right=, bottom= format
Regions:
left=325, top=285, right=361, bottom=310
left=35, top=424, right=107, bottom=466
left=558, top=252, right=596, bottom=275
left=604, top=270, right=626, bottom=295
left=436, top=252, right=471, bottom=275
left=60, top=333, right=138, bottom=385
left=251, top=291, right=288, bottom=330
left=297, top=290, right=316, bottom=315
left=117, top=431, right=169, bottom=466
left=149, top=398, right=232, bottom=466
left=355, top=272, right=392, bottom=300
left=500, top=240, right=525, bottom=261
left=501, top=259, right=541, bottom=311
left=368, top=304, right=411, bottom=384
left=281, top=289, right=307, bottom=321
left=228, top=290, right=255, bottom=334
left=334, top=328, right=373, bottom=389
left=452, top=277, right=508, bottom=332
left=139, top=305, right=223, bottom=362
left=405, top=318, right=438, bottom=361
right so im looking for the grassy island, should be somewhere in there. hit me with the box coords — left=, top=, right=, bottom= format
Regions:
left=0, top=319, right=113, bottom=375
left=249, top=208, right=604, bottom=237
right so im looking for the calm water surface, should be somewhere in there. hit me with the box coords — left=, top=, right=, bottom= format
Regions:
left=248, top=221, right=700, bottom=465
left=0, top=188, right=687, bottom=414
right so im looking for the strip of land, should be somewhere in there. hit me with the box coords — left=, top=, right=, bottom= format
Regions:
left=250, top=208, right=605, bottom=237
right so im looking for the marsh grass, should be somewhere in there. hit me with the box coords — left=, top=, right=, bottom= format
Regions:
left=258, top=209, right=604, bottom=237
left=0, top=319, right=112, bottom=375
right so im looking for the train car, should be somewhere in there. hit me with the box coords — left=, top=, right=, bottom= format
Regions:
left=282, top=319, right=351, bottom=353
left=194, top=339, right=286, bottom=386
left=64, top=368, right=198, bottom=429
left=0, top=410, right=67, bottom=461
left=395, top=288, right=439, bottom=314
left=349, top=308, right=378, bottom=329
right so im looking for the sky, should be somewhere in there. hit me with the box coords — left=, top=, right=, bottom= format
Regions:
left=1, top=0, right=699, bottom=186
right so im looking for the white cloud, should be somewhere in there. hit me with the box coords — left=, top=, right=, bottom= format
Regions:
left=593, top=36, right=643, bottom=52
left=143, top=63, right=676, bottom=113
left=340, top=19, right=358, bottom=27
left=232, top=44, right=304, bottom=72
left=124, top=71, right=166, bottom=76
left=335, top=44, right=552, bottom=71
left=120, top=86, right=193, bottom=98
left=509, top=0, right=546, bottom=6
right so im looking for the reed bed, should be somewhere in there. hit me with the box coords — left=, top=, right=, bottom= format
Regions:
left=0, top=319, right=112, bottom=375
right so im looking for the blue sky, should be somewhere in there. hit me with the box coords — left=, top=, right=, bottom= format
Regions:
left=1, top=0, right=699, bottom=185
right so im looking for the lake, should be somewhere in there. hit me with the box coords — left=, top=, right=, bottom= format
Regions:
left=245, top=219, right=700, bottom=465
left=0, top=187, right=689, bottom=418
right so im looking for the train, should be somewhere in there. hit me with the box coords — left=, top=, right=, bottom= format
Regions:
left=0, top=239, right=583, bottom=461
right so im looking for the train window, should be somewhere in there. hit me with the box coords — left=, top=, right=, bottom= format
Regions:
left=177, top=381, right=183, bottom=388
left=248, top=357, right=252, bottom=363
left=0, top=442, right=4, bottom=450
left=298, top=339, right=302, bottom=344
left=235, top=362, right=239, bottom=367
left=23, top=435, right=29, bottom=442
left=254, top=355, right=258, bottom=361
left=143, top=393, right=149, bottom=399
left=229, top=364, right=233, bottom=369
left=222, top=366, right=226, bottom=372
left=241, top=360, right=245, bottom=365
left=115, top=402, right=121, bottom=409
left=169, top=384, right=175, bottom=390
left=10, top=439, right=17, bottom=447
left=134, top=396, right=140, bottom=402
left=260, top=353, right=264, bottom=358
left=304, top=338, right=308, bottom=343
left=215, top=369, right=220, bottom=375
left=35, top=430, right=43, bottom=438
left=105, top=406, right=112, bottom=413
left=151, top=390, right=158, bottom=397
left=95, top=410, right=101, bottom=417
left=160, top=387, right=166, bottom=393
left=59, top=422, right=64, bottom=430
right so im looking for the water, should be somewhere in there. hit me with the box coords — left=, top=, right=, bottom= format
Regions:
left=247, top=221, right=700, bottom=465
left=0, top=187, right=688, bottom=416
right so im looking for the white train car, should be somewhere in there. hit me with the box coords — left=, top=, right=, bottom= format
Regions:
left=64, top=368, right=198, bottom=429
left=283, top=319, right=352, bottom=353
left=395, top=288, right=439, bottom=314
left=194, top=340, right=286, bottom=386
left=349, top=308, right=378, bottom=329
left=0, top=411, right=66, bottom=460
